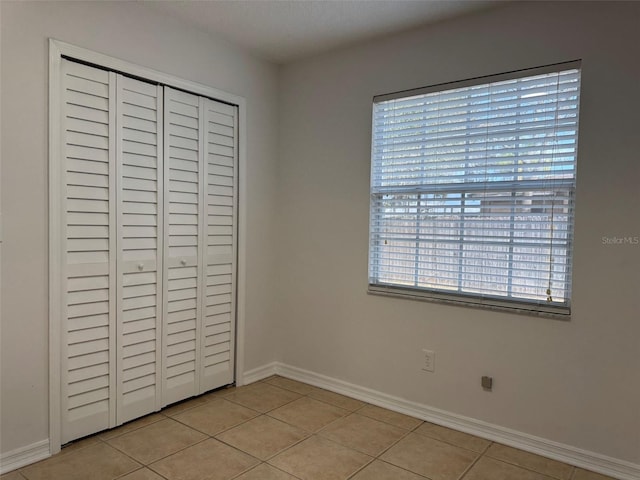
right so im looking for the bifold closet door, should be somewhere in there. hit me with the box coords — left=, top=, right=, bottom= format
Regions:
left=162, top=89, right=237, bottom=405
left=59, top=62, right=237, bottom=441
left=60, top=59, right=117, bottom=443
left=60, top=59, right=164, bottom=441
left=115, top=75, right=164, bottom=424
left=162, top=87, right=204, bottom=405
left=200, top=98, right=237, bottom=391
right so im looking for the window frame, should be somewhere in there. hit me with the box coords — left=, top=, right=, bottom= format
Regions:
left=367, top=61, right=581, bottom=318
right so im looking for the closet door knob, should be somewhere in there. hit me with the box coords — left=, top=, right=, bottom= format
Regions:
left=137, top=263, right=144, bottom=271
left=180, top=259, right=187, bottom=266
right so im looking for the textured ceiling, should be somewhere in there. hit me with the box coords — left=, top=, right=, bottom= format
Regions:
left=151, top=0, right=497, bottom=64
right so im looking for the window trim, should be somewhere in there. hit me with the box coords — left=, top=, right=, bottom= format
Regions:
left=368, top=61, right=581, bottom=319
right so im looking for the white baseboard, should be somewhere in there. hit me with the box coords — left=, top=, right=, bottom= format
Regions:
left=241, top=361, right=279, bottom=385
left=0, top=439, right=50, bottom=474
left=258, top=362, right=640, bottom=480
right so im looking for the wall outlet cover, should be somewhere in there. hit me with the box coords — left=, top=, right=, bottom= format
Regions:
left=422, top=349, right=435, bottom=372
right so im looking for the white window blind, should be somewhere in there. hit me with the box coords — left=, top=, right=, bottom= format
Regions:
left=368, top=62, right=581, bottom=315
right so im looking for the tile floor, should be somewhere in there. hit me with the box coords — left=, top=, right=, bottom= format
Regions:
left=2, top=376, right=616, bottom=480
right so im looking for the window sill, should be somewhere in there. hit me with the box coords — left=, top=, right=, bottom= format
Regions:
left=367, top=285, right=571, bottom=320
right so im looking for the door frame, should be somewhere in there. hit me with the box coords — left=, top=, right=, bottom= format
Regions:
left=48, top=39, right=248, bottom=454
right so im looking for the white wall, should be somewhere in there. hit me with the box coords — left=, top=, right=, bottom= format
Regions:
left=0, top=1, right=280, bottom=455
left=277, top=1, right=640, bottom=464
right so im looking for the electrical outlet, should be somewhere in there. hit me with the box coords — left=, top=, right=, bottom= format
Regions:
left=421, top=349, right=435, bottom=372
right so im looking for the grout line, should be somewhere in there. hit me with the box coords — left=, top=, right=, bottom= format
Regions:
left=168, top=404, right=260, bottom=437
left=372, top=426, right=414, bottom=459
left=227, top=461, right=305, bottom=480
left=303, top=394, right=361, bottom=413
left=97, top=412, right=167, bottom=442
left=457, top=441, right=493, bottom=479
left=211, top=413, right=312, bottom=463
left=353, top=458, right=433, bottom=479
left=315, top=412, right=414, bottom=461
left=222, top=384, right=305, bottom=414
left=95, top=441, right=146, bottom=471
left=355, top=406, right=424, bottom=431
left=113, top=466, right=169, bottom=480
left=306, top=389, right=367, bottom=411
left=259, top=430, right=317, bottom=463
left=269, top=462, right=305, bottom=480
left=484, top=446, right=575, bottom=480
left=475, top=454, right=569, bottom=480
left=205, top=437, right=263, bottom=469
left=105, top=426, right=210, bottom=468
left=315, top=411, right=357, bottom=436
left=410, top=420, right=425, bottom=432
left=344, top=455, right=376, bottom=479
left=411, top=424, right=493, bottom=454
left=262, top=376, right=316, bottom=396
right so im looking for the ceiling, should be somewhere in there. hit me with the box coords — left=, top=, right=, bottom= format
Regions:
left=151, top=0, right=497, bottom=64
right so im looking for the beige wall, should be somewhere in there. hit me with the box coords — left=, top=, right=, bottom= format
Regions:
left=0, top=1, right=280, bottom=454
left=276, top=1, right=640, bottom=464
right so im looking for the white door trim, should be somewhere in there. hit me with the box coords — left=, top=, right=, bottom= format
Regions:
left=48, top=38, right=247, bottom=453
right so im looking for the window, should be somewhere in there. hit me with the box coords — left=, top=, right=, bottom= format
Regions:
left=368, top=62, right=581, bottom=316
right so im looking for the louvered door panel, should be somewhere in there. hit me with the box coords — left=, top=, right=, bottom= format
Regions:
left=162, top=87, right=203, bottom=405
left=116, top=75, right=163, bottom=423
left=61, top=59, right=116, bottom=443
left=59, top=61, right=238, bottom=440
left=200, top=99, right=237, bottom=391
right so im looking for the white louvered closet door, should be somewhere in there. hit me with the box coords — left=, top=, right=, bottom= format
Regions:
left=58, top=61, right=238, bottom=442
left=61, top=59, right=117, bottom=443
left=115, top=75, right=164, bottom=423
left=200, top=99, right=237, bottom=391
left=162, top=87, right=204, bottom=405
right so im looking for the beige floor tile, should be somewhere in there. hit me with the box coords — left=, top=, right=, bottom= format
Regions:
left=265, top=376, right=316, bottom=395
left=117, top=468, right=166, bottom=480
left=357, top=405, right=422, bottom=430
left=1, top=471, right=26, bottom=480
left=572, top=469, right=616, bottom=480
left=98, top=412, right=165, bottom=440
left=486, top=444, right=574, bottom=479
left=414, top=422, right=490, bottom=453
left=268, top=435, right=372, bottom=480
left=224, top=382, right=302, bottom=413
left=106, top=418, right=206, bottom=464
left=233, top=463, right=299, bottom=480
left=216, top=415, right=308, bottom=460
left=308, top=388, right=366, bottom=411
left=149, top=438, right=258, bottom=480
left=463, top=456, right=555, bottom=480
left=380, top=432, right=477, bottom=480
left=21, top=442, right=140, bottom=480
left=269, top=396, right=349, bottom=432
left=162, top=396, right=209, bottom=417
left=319, top=413, right=407, bottom=456
left=173, top=398, right=259, bottom=435
left=350, top=460, right=427, bottom=479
